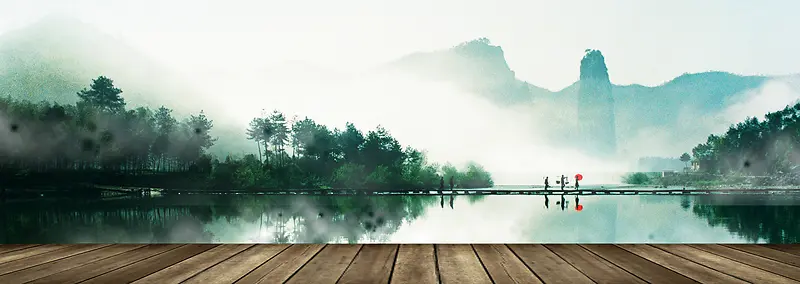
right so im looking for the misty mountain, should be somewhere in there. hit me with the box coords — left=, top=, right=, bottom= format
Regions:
left=385, top=38, right=789, bottom=157
left=0, top=16, right=253, bottom=157
left=0, top=15, right=205, bottom=109
left=381, top=38, right=552, bottom=105
left=2, top=16, right=795, bottom=161
left=387, top=38, right=770, bottom=113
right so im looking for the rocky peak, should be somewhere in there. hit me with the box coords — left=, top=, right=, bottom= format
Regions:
left=579, top=49, right=610, bottom=82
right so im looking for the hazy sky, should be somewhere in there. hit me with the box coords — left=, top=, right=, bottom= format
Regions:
left=1, top=0, right=797, bottom=90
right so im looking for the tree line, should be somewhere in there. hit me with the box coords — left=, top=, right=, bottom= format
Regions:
left=0, top=76, right=493, bottom=191
left=686, top=102, right=800, bottom=185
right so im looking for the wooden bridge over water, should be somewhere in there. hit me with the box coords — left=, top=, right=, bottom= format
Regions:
left=97, top=185, right=800, bottom=196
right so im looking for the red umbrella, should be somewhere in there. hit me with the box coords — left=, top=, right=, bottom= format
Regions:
left=575, top=174, right=583, bottom=181
left=576, top=204, right=584, bottom=211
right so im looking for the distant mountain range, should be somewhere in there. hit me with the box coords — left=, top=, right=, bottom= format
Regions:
left=2, top=16, right=799, bottom=161
left=383, top=38, right=800, bottom=159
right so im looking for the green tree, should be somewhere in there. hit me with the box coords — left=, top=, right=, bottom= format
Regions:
left=76, top=76, right=126, bottom=113
left=246, top=115, right=272, bottom=164
left=268, top=110, right=289, bottom=166
left=679, top=152, right=691, bottom=171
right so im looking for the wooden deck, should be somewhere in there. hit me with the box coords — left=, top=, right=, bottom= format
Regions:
left=0, top=244, right=798, bottom=283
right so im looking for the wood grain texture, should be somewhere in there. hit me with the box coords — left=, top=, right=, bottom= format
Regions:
left=617, top=244, right=746, bottom=284
left=765, top=245, right=800, bottom=256
left=653, top=244, right=797, bottom=284
left=0, top=244, right=145, bottom=284
left=235, top=244, right=325, bottom=284
left=690, top=244, right=800, bottom=281
left=547, top=244, right=646, bottom=284
left=581, top=244, right=696, bottom=284
left=436, top=244, right=492, bottom=284
left=507, top=244, right=594, bottom=284
left=133, top=244, right=253, bottom=284
left=473, top=244, right=542, bottom=284
left=723, top=244, right=800, bottom=268
left=184, top=244, right=289, bottom=284
left=338, top=244, right=398, bottom=284
left=81, top=244, right=216, bottom=284
left=0, top=244, right=109, bottom=275
left=390, top=244, right=437, bottom=284
left=0, top=244, right=71, bottom=265
left=0, top=244, right=796, bottom=284
left=285, top=244, right=362, bottom=284
left=0, top=244, right=41, bottom=256
left=26, top=244, right=182, bottom=284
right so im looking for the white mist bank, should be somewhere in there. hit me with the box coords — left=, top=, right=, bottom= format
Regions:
left=204, top=68, right=630, bottom=185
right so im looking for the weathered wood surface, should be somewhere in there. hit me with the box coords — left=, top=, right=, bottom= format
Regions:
left=0, top=244, right=797, bottom=283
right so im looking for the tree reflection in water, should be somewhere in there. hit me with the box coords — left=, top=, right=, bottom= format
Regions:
left=3, top=194, right=800, bottom=244
left=0, top=194, right=438, bottom=244
left=689, top=195, right=800, bottom=244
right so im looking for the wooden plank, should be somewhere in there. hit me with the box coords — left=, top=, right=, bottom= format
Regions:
left=0, top=244, right=146, bottom=284
left=723, top=245, right=800, bottom=268
left=82, top=244, right=216, bottom=284
left=472, top=244, right=541, bottom=284
left=507, top=244, right=593, bottom=284
left=0, top=244, right=109, bottom=275
left=546, top=244, right=646, bottom=283
left=235, top=244, right=325, bottom=284
left=285, top=244, right=362, bottom=284
left=0, top=244, right=70, bottom=265
left=765, top=245, right=800, bottom=256
left=436, top=244, right=492, bottom=284
left=390, top=244, right=437, bottom=284
left=338, top=244, right=398, bottom=284
left=617, top=244, right=746, bottom=284
left=133, top=244, right=254, bottom=284
left=581, top=244, right=695, bottom=283
left=0, top=245, right=41, bottom=256
left=26, top=244, right=183, bottom=284
left=653, top=244, right=796, bottom=284
left=690, top=244, right=800, bottom=281
left=184, top=244, right=289, bottom=284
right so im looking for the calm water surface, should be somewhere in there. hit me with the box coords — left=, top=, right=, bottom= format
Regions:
left=2, top=187, right=799, bottom=244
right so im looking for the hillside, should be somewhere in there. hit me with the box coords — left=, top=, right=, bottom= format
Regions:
left=0, top=16, right=254, bottom=157
left=0, top=16, right=201, bottom=108
left=2, top=16, right=795, bottom=160
left=386, top=38, right=786, bottom=157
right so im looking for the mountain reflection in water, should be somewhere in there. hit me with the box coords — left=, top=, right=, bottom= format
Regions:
left=1, top=190, right=799, bottom=244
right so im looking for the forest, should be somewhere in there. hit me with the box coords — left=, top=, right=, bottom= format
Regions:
left=0, top=76, right=493, bottom=192
left=625, top=101, right=800, bottom=187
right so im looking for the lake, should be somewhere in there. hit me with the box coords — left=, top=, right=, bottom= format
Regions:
left=2, top=187, right=799, bottom=244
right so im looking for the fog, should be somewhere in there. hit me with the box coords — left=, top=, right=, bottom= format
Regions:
left=196, top=65, right=631, bottom=185
left=2, top=13, right=800, bottom=186
left=620, top=76, right=800, bottom=167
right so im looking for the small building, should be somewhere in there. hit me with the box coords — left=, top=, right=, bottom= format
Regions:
left=691, top=161, right=700, bottom=171
left=662, top=170, right=677, bottom=178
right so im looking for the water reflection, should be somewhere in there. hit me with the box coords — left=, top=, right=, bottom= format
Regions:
left=1, top=190, right=799, bottom=244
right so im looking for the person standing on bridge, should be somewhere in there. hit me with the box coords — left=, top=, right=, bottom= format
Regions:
left=560, top=175, right=567, bottom=190
left=544, top=177, right=550, bottom=191
left=574, top=178, right=580, bottom=191
left=439, top=176, right=445, bottom=193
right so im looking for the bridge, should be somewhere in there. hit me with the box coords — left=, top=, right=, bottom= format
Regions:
left=120, top=185, right=800, bottom=196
